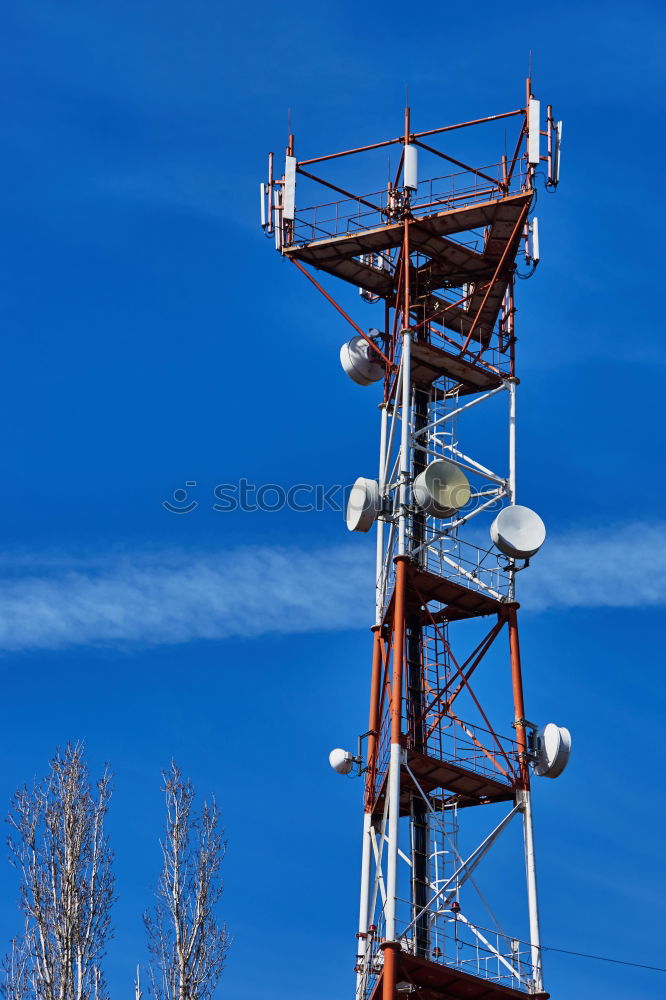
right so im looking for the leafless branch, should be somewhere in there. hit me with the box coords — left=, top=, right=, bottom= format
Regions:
left=3, top=744, right=115, bottom=1000
left=144, top=764, right=229, bottom=1000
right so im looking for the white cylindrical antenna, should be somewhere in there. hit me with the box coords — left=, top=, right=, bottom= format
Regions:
left=403, top=144, right=418, bottom=193
left=283, top=154, right=296, bottom=221
left=554, top=121, right=563, bottom=184
left=531, top=217, right=540, bottom=264
left=260, top=183, right=267, bottom=229
left=267, top=152, right=274, bottom=233
left=528, top=99, right=541, bottom=166
left=273, top=187, right=282, bottom=251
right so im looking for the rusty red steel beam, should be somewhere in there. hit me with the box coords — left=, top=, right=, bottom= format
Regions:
left=413, top=286, right=482, bottom=331
left=458, top=201, right=530, bottom=356
left=446, top=619, right=506, bottom=709
left=365, top=627, right=384, bottom=811
left=418, top=621, right=493, bottom=723
left=447, top=708, right=512, bottom=780
left=420, top=617, right=505, bottom=731
left=299, top=137, right=402, bottom=167
left=411, top=580, right=516, bottom=779
left=412, top=139, right=501, bottom=189
left=377, top=624, right=394, bottom=730
left=422, top=620, right=506, bottom=741
left=385, top=243, right=407, bottom=404
left=392, top=151, right=405, bottom=193
left=507, top=605, right=531, bottom=790
left=383, top=299, right=391, bottom=404
left=297, top=108, right=525, bottom=167
left=411, top=108, right=524, bottom=140
left=391, top=557, right=409, bottom=745
left=296, top=166, right=385, bottom=216
left=506, top=118, right=527, bottom=186
left=381, top=556, right=408, bottom=1000
left=289, top=258, right=393, bottom=368
left=403, top=219, right=411, bottom=328
left=414, top=321, right=501, bottom=375
left=382, top=944, right=398, bottom=1000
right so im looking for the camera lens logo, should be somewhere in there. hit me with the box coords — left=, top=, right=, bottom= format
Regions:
left=162, top=481, right=198, bottom=514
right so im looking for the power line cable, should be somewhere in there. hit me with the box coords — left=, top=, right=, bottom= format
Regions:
left=540, top=944, right=666, bottom=974
left=451, top=933, right=666, bottom=974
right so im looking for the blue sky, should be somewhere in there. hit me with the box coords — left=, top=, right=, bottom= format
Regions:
left=0, top=1, right=665, bottom=998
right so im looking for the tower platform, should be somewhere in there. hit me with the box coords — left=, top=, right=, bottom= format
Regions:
left=383, top=566, right=507, bottom=628
left=410, top=340, right=504, bottom=395
left=371, top=748, right=515, bottom=818
left=410, top=567, right=505, bottom=621
left=368, top=952, right=549, bottom=1000
left=284, top=191, right=531, bottom=345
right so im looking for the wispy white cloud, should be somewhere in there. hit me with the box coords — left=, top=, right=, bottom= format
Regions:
left=0, top=546, right=372, bottom=653
left=521, top=523, right=666, bottom=611
left=0, top=524, right=663, bottom=652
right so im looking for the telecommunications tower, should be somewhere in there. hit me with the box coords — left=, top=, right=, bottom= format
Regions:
left=262, top=79, right=570, bottom=1000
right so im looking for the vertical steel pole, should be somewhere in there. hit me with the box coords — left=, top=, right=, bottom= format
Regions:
left=508, top=608, right=543, bottom=993
left=383, top=556, right=407, bottom=998
left=398, top=330, right=411, bottom=557
left=522, top=790, right=543, bottom=993
left=508, top=378, right=517, bottom=602
left=383, top=260, right=412, bottom=995
left=357, top=625, right=384, bottom=1000
left=376, top=403, right=388, bottom=621
left=356, top=817, right=373, bottom=1000
left=267, top=152, right=274, bottom=234
left=359, top=400, right=391, bottom=1000
left=386, top=333, right=411, bottom=927
left=508, top=379, right=516, bottom=503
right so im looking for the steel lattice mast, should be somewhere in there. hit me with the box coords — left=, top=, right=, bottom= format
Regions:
left=262, top=79, right=568, bottom=1000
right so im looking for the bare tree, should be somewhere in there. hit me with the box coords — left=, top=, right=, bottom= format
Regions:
left=3, top=928, right=33, bottom=1000
left=3, top=743, right=115, bottom=1000
left=144, top=764, right=228, bottom=1000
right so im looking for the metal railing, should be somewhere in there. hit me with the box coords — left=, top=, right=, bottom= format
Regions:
left=380, top=529, right=512, bottom=624
left=290, top=162, right=528, bottom=247
left=420, top=313, right=513, bottom=376
left=407, top=717, right=518, bottom=789
left=414, top=531, right=512, bottom=603
left=358, top=912, right=537, bottom=998
left=372, top=711, right=518, bottom=806
left=395, top=914, right=536, bottom=994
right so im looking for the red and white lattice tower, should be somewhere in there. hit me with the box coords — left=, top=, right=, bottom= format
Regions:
left=262, top=79, right=570, bottom=1000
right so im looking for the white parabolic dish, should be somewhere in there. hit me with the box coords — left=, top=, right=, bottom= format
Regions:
left=413, top=460, right=471, bottom=518
left=534, top=723, right=572, bottom=779
left=346, top=477, right=380, bottom=533
left=490, top=504, right=546, bottom=559
left=340, top=334, right=384, bottom=385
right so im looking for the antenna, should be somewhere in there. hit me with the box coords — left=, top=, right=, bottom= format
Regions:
left=262, top=77, right=565, bottom=1000
left=528, top=96, right=541, bottom=165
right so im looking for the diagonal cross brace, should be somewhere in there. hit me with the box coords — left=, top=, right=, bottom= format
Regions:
left=399, top=802, right=520, bottom=938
